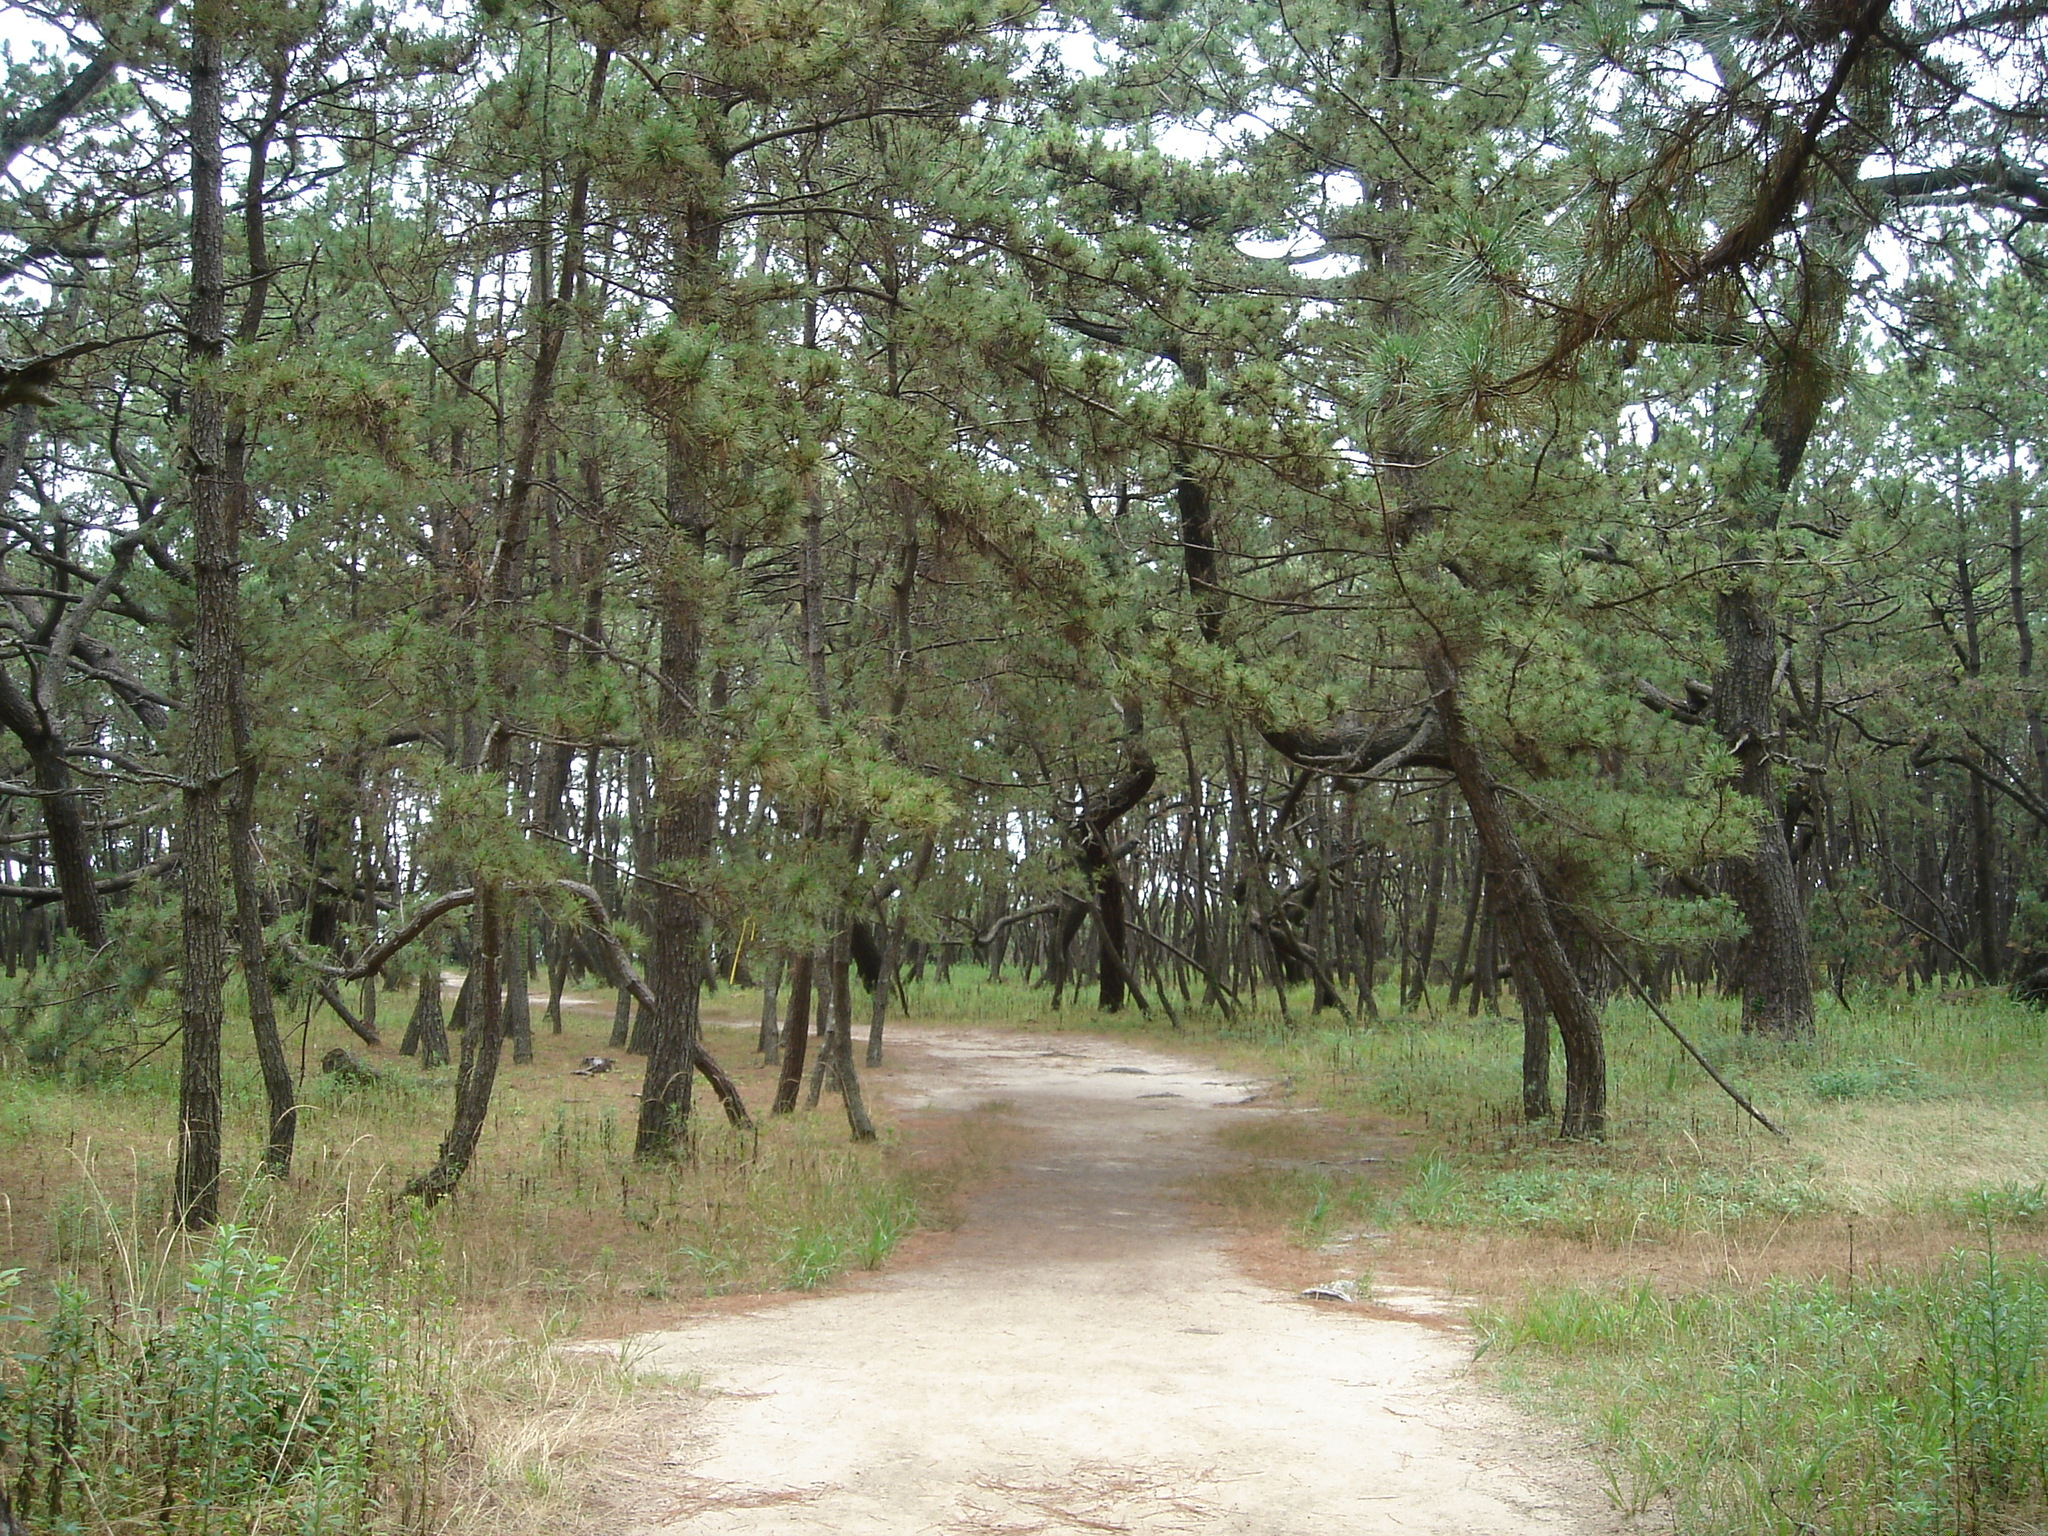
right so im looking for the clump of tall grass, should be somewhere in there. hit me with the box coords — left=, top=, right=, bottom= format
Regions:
left=1477, top=1237, right=2048, bottom=1534
left=0, top=1209, right=460, bottom=1535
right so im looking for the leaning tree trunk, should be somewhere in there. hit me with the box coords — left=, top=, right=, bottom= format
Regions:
left=23, top=736, right=104, bottom=948
left=829, top=929, right=877, bottom=1141
left=772, top=949, right=816, bottom=1115
left=230, top=789, right=294, bottom=1173
left=1708, top=83, right=1887, bottom=1038
left=1425, top=646, right=1605, bottom=1138
left=408, top=48, right=609, bottom=1199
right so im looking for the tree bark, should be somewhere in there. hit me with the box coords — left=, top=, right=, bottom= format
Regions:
left=868, top=836, right=932, bottom=1065
left=408, top=966, right=448, bottom=1069
left=1070, top=736, right=1155, bottom=1013
left=759, top=951, right=784, bottom=1062
left=507, top=909, right=534, bottom=1065
left=829, top=929, right=877, bottom=1140
left=1708, top=83, right=1889, bottom=1036
left=634, top=433, right=713, bottom=1155
left=635, top=556, right=711, bottom=1155
left=1715, top=584, right=1818, bottom=1036
left=609, top=984, right=632, bottom=1049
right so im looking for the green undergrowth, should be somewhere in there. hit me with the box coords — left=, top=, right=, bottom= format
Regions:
left=1211, top=1146, right=1832, bottom=1249
left=654, top=1124, right=935, bottom=1295
left=1402, top=1149, right=1828, bottom=1237
left=0, top=1212, right=461, bottom=1536
left=1478, top=1235, right=2048, bottom=1534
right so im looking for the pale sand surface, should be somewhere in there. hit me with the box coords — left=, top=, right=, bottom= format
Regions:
left=609, top=1023, right=1623, bottom=1534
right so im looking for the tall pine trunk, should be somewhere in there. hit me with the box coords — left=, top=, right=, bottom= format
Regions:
left=175, top=7, right=232, bottom=1228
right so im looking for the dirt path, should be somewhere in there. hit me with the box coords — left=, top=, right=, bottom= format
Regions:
left=616, top=1024, right=1619, bottom=1534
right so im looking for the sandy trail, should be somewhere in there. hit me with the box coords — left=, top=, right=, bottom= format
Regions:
left=617, top=1024, right=1617, bottom=1534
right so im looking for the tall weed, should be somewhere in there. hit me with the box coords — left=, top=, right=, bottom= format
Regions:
left=1478, top=1242, right=2048, bottom=1534
left=0, top=1215, right=458, bottom=1536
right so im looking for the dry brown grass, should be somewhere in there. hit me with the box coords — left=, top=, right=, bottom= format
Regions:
left=0, top=989, right=1013, bottom=1330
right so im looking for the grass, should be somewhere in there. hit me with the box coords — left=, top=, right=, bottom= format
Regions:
left=1474, top=1235, right=2048, bottom=1534
left=1, top=1212, right=457, bottom=1536
left=893, top=968, right=2048, bottom=1534
left=915, top=972, right=2048, bottom=1234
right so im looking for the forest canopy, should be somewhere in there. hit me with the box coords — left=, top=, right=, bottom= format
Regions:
left=1, top=0, right=2045, bottom=1217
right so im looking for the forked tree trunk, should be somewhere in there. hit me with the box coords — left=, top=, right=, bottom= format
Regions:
left=1072, top=737, right=1156, bottom=1013
left=1708, top=95, right=1886, bottom=1038
left=407, top=967, right=448, bottom=1069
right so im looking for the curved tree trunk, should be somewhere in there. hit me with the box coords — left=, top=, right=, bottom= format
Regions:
left=1071, top=737, right=1155, bottom=1013
left=405, top=885, right=507, bottom=1202
left=772, top=950, right=815, bottom=1115
left=26, top=736, right=103, bottom=948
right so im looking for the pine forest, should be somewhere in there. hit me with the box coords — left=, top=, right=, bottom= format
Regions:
left=3, top=0, right=2048, bottom=1530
